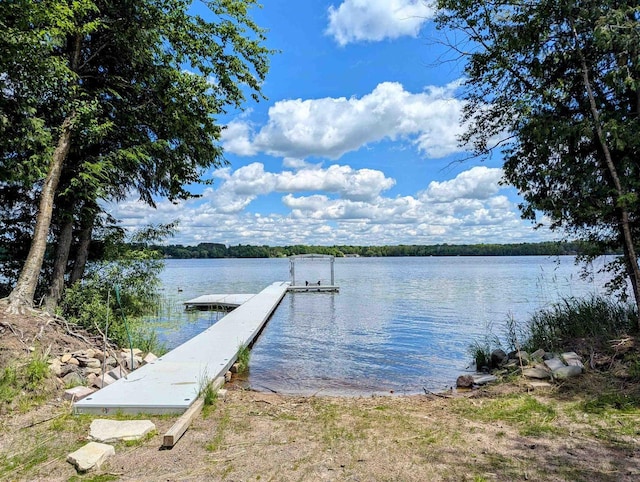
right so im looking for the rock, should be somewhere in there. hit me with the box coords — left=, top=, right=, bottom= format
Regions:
left=217, top=388, right=228, bottom=400
left=553, top=365, right=583, bottom=380
left=84, top=359, right=102, bottom=369
left=59, top=364, right=77, bottom=377
left=86, top=373, right=97, bottom=387
left=60, top=353, right=72, bottom=363
left=522, top=367, right=551, bottom=379
left=49, top=358, right=63, bottom=377
left=67, top=357, right=80, bottom=366
left=64, top=386, right=96, bottom=401
left=456, top=375, right=474, bottom=388
left=561, top=352, right=584, bottom=369
left=89, top=419, right=155, bottom=443
left=93, top=350, right=106, bottom=361
left=224, top=371, right=232, bottom=382
left=490, top=349, right=507, bottom=368
left=514, top=351, right=530, bottom=364
left=85, top=348, right=96, bottom=358
left=527, top=381, right=553, bottom=389
left=67, top=442, right=115, bottom=472
left=544, top=358, right=566, bottom=371
left=472, top=374, right=498, bottom=386
left=108, top=367, right=128, bottom=380
left=92, top=373, right=117, bottom=389
left=121, top=348, right=143, bottom=357
left=84, top=367, right=103, bottom=375
left=229, top=362, right=241, bottom=373
left=63, top=372, right=84, bottom=387
left=143, top=352, right=158, bottom=364
left=123, top=356, right=142, bottom=370
left=530, top=349, right=546, bottom=359
left=105, top=356, right=117, bottom=367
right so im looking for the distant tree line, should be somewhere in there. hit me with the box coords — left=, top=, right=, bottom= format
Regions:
left=151, top=241, right=600, bottom=259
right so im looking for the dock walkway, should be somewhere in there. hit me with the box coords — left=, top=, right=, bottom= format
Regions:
left=74, top=282, right=289, bottom=414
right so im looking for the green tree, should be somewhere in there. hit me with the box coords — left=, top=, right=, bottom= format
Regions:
left=436, top=0, right=640, bottom=327
left=1, top=0, right=272, bottom=312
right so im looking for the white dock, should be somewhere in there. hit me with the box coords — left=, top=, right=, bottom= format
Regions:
left=74, top=282, right=289, bottom=415
left=183, top=293, right=256, bottom=310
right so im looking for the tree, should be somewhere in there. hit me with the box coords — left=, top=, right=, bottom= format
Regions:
left=436, top=0, right=640, bottom=328
left=1, top=0, right=272, bottom=312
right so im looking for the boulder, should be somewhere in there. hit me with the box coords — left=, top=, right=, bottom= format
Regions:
left=544, top=358, right=566, bottom=372
left=472, top=374, right=498, bottom=386
left=63, top=371, right=84, bottom=387
left=456, top=375, right=474, bottom=388
left=561, top=352, right=584, bottom=369
left=522, top=367, right=551, bottom=379
left=530, top=349, right=546, bottom=359
left=143, top=352, right=158, bottom=364
left=67, top=442, right=115, bottom=472
left=490, top=349, right=508, bottom=368
left=553, top=365, right=583, bottom=380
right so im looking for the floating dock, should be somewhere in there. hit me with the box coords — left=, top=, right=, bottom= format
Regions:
left=183, top=293, right=256, bottom=311
left=74, top=282, right=289, bottom=415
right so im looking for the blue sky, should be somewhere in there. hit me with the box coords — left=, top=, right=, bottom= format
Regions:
left=109, top=0, right=556, bottom=247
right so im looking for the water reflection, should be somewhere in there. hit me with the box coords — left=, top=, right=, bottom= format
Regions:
left=154, top=256, right=613, bottom=395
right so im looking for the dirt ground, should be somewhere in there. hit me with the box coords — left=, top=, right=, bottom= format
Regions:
left=2, top=303, right=640, bottom=481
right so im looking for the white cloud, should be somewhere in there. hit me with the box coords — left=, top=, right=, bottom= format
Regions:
left=326, top=0, right=435, bottom=46
left=222, top=81, right=466, bottom=160
left=420, top=166, right=503, bottom=202
left=105, top=164, right=553, bottom=247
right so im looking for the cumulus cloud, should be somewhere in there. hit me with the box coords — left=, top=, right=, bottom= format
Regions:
left=326, top=0, right=435, bottom=45
left=420, top=166, right=503, bottom=202
left=105, top=163, right=553, bottom=246
left=222, top=81, right=466, bottom=160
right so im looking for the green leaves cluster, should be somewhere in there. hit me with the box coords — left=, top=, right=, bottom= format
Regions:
left=436, top=0, right=640, bottom=324
left=1, top=1, right=272, bottom=312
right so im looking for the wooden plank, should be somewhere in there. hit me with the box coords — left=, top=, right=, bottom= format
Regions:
left=162, top=377, right=225, bottom=448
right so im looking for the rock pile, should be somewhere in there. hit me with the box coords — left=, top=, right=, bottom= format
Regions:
left=48, top=347, right=158, bottom=399
left=457, top=348, right=585, bottom=389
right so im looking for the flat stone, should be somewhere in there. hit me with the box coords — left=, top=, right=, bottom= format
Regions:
left=143, top=352, right=158, bottom=364
left=553, top=365, right=583, bottom=380
left=522, top=367, right=551, bottom=379
left=67, top=442, right=115, bottom=472
left=64, top=386, right=96, bottom=401
left=67, top=357, right=80, bottom=366
left=544, top=358, right=566, bottom=371
left=108, top=367, right=128, bottom=380
left=527, top=381, right=553, bottom=389
left=60, top=353, right=72, bottom=363
left=472, top=374, right=498, bottom=385
left=89, top=419, right=156, bottom=443
left=530, top=349, right=546, bottom=359
left=217, top=388, right=228, bottom=400
left=83, top=359, right=102, bottom=369
left=561, top=352, right=584, bottom=369
left=92, top=373, right=117, bottom=389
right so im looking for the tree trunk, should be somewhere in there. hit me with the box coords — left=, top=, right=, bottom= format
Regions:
left=69, top=205, right=96, bottom=286
left=5, top=116, right=74, bottom=313
left=44, top=215, right=74, bottom=313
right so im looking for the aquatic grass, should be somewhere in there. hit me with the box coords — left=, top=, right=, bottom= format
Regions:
left=522, top=295, right=637, bottom=352
left=236, top=344, right=250, bottom=374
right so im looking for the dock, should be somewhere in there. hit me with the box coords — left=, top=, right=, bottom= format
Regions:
left=74, top=282, right=289, bottom=415
left=183, top=293, right=256, bottom=311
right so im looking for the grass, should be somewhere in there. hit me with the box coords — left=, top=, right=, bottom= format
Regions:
left=0, top=348, right=53, bottom=412
left=522, top=295, right=637, bottom=352
left=236, top=344, right=250, bottom=374
left=451, top=394, right=559, bottom=436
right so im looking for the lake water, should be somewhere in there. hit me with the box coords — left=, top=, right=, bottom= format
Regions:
left=153, top=256, right=612, bottom=395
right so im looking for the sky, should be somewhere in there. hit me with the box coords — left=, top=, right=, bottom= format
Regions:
left=108, top=0, right=558, bottom=247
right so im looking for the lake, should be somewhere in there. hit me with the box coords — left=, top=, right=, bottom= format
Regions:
left=152, top=256, right=612, bottom=395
